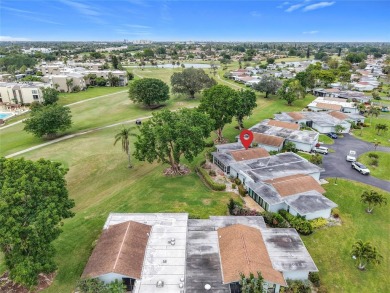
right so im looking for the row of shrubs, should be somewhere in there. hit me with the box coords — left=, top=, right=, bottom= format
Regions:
left=77, top=278, right=126, bottom=293
left=196, top=165, right=226, bottom=191
left=279, top=210, right=313, bottom=235
left=227, top=198, right=261, bottom=216
left=262, top=211, right=290, bottom=228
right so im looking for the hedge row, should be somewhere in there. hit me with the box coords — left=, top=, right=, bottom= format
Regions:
left=279, top=210, right=313, bottom=235
left=196, top=166, right=226, bottom=191
left=262, top=211, right=289, bottom=228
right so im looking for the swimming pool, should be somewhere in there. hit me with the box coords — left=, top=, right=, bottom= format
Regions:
left=0, top=112, right=13, bottom=119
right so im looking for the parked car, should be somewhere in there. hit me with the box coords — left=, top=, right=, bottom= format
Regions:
left=327, top=132, right=338, bottom=139
left=312, top=146, right=328, bottom=155
left=346, top=150, right=357, bottom=162
left=351, top=161, right=370, bottom=175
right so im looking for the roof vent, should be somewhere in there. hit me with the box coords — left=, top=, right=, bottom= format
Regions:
left=156, top=280, right=164, bottom=288
left=179, top=283, right=184, bottom=288
left=168, top=238, right=175, bottom=246
left=163, top=259, right=167, bottom=263
left=205, top=284, right=211, bottom=290
left=180, top=277, right=185, bottom=282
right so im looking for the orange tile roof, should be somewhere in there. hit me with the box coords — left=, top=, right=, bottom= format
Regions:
left=267, top=120, right=300, bottom=130
left=287, top=112, right=304, bottom=120
left=218, top=224, right=286, bottom=286
left=230, top=148, right=270, bottom=161
left=253, top=133, right=284, bottom=147
left=315, top=103, right=342, bottom=111
left=82, top=221, right=151, bottom=279
left=264, top=174, right=325, bottom=197
left=328, top=111, right=348, bottom=120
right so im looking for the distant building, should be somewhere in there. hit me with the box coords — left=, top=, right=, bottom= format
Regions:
left=274, top=111, right=353, bottom=134
left=132, top=40, right=153, bottom=44
left=22, top=48, right=52, bottom=54
left=0, top=82, right=49, bottom=104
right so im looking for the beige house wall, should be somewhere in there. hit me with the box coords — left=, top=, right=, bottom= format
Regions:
left=0, top=84, right=45, bottom=104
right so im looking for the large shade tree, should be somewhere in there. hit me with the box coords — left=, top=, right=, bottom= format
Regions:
left=361, top=190, right=387, bottom=213
left=198, top=85, right=239, bottom=143
left=129, top=78, right=170, bottom=108
left=114, top=126, right=137, bottom=168
left=0, top=158, right=75, bottom=287
left=41, top=87, right=59, bottom=105
left=252, top=75, right=282, bottom=98
left=277, top=79, right=305, bottom=106
left=24, top=104, right=72, bottom=139
left=351, top=240, right=382, bottom=270
left=170, top=68, right=216, bottom=99
left=235, top=89, right=257, bottom=130
left=134, top=108, right=214, bottom=175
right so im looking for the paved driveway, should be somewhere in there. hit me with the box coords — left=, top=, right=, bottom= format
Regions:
left=320, top=134, right=390, bottom=192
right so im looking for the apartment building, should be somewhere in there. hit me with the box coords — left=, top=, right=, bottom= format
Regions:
left=0, top=82, right=49, bottom=104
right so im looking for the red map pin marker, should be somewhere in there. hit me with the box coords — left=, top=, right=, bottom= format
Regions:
left=239, top=129, right=254, bottom=150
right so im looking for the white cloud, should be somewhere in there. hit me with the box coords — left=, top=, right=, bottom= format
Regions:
left=1, top=6, right=35, bottom=14
left=0, top=36, right=31, bottom=41
left=303, top=30, right=319, bottom=34
left=285, top=3, right=305, bottom=12
left=303, top=1, right=335, bottom=11
left=250, top=11, right=262, bottom=17
left=115, top=29, right=151, bottom=36
left=60, top=0, right=100, bottom=16
left=126, top=24, right=151, bottom=29
left=127, top=0, right=150, bottom=7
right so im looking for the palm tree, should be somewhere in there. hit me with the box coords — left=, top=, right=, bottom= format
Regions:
left=66, top=78, right=74, bottom=93
left=351, top=240, right=383, bottom=270
left=361, top=190, right=387, bottom=213
left=114, top=126, right=137, bottom=168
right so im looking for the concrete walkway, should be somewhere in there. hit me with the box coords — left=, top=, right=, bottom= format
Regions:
left=0, top=90, right=128, bottom=130
left=5, top=105, right=197, bottom=158
left=5, top=115, right=152, bottom=158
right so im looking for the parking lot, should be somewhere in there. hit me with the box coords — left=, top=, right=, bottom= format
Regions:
left=320, top=134, right=390, bottom=192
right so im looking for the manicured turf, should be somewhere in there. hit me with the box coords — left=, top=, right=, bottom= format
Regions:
left=358, top=151, right=390, bottom=181
left=57, top=87, right=128, bottom=106
left=0, top=92, right=199, bottom=157
left=351, top=115, right=390, bottom=147
left=319, top=134, right=334, bottom=145
left=7, top=127, right=239, bottom=293
left=303, top=179, right=390, bottom=293
left=297, top=151, right=314, bottom=161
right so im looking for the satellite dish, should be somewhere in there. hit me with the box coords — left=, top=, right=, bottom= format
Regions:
left=205, top=284, right=211, bottom=290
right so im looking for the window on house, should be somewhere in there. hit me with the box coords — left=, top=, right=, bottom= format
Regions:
left=32, top=90, right=38, bottom=94
left=33, top=95, right=39, bottom=100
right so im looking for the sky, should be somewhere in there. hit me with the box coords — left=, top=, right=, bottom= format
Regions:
left=0, top=0, right=389, bottom=42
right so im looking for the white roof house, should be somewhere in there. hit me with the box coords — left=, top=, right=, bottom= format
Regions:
left=308, top=97, right=359, bottom=114
left=82, top=213, right=318, bottom=293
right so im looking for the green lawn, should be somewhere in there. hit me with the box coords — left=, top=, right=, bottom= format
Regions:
left=319, top=134, right=334, bottom=145
left=0, top=92, right=199, bottom=157
left=303, top=179, right=390, bottom=293
left=5, top=127, right=239, bottom=292
left=57, top=86, right=128, bottom=106
left=297, top=151, right=314, bottom=161
left=358, top=151, right=390, bottom=181
left=350, top=115, right=390, bottom=147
